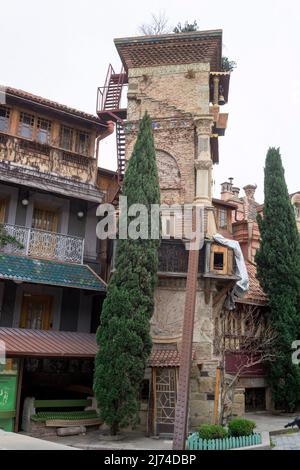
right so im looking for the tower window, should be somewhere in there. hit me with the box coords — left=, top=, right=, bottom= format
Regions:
left=217, top=208, right=228, bottom=229
left=213, top=252, right=224, bottom=271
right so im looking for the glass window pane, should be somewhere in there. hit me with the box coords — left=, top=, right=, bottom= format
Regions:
left=0, top=106, right=10, bottom=132
left=18, top=112, right=34, bottom=139
left=60, top=125, right=73, bottom=150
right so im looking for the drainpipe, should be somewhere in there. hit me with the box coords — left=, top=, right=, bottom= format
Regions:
left=95, top=120, right=115, bottom=163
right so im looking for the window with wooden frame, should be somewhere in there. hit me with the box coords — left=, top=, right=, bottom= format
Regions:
left=217, top=208, right=228, bottom=229
left=32, top=207, right=58, bottom=232
left=18, top=112, right=35, bottom=139
left=59, top=125, right=74, bottom=151
left=0, top=106, right=10, bottom=133
left=76, top=130, right=90, bottom=156
left=210, top=244, right=228, bottom=274
left=36, top=117, right=52, bottom=144
left=20, top=294, right=53, bottom=330
left=18, top=112, right=52, bottom=143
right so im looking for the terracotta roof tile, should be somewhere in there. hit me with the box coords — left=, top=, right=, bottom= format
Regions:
left=148, top=349, right=180, bottom=368
left=148, top=348, right=196, bottom=368
left=3, top=86, right=105, bottom=126
left=238, top=261, right=268, bottom=305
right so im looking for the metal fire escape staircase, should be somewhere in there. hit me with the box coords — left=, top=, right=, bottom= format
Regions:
left=97, top=64, right=128, bottom=185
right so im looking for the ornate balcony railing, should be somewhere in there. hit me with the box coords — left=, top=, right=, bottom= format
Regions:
left=1, top=224, right=84, bottom=264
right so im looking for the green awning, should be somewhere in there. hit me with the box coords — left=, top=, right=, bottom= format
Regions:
left=0, top=254, right=106, bottom=292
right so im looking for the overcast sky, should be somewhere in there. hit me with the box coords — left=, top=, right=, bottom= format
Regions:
left=1, top=0, right=299, bottom=202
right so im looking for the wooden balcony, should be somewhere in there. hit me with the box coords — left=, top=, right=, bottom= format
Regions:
left=158, top=239, right=236, bottom=279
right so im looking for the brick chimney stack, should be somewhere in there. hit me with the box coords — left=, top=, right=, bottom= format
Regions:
left=243, top=184, right=257, bottom=221
left=232, top=186, right=240, bottom=198
left=221, top=177, right=234, bottom=201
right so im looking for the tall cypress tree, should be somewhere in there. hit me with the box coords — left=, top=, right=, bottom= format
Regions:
left=94, top=112, right=160, bottom=434
left=255, top=147, right=300, bottom=411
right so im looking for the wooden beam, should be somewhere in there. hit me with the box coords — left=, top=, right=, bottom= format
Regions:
left=14, top=358, right=24, bottom=433
left=213, top=367, right=221, bottom=424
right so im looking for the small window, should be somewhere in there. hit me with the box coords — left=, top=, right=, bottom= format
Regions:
left=0, top=106, right=10, bottom=132
left=76, top=130, right=90, bottom=155
left=18, top=112, right=34, bottom=139
left=217, top=208, right=228, bottom=229
left=60, top=125, right=73, bottom=150
left=213, top=252, right=224, bottom=271
left=37, top=117, right=51, bottom=144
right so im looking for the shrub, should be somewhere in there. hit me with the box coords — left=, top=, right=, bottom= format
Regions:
left=228, top=418, right=256, bottom=437
left=198, top=424, right=228, bottom=440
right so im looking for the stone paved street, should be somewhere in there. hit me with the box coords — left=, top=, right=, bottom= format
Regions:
left=272, top=432, right=300, bottom=450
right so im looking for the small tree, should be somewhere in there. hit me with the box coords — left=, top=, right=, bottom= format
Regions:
left=215, top=304, right=277, bottom=423
left=255, top=147, right=300, bottom=411
left=221, top=57, right=237, bottom=72
left=173, top=20, right=199, bottom=33
left=139, top=12, right=171, bottom=36
left=0, top=225, right=23, bottom=249
left=94, top=113, right=160, bottom=435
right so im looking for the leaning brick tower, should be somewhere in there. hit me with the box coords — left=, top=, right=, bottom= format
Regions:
left=98, top=30, right=232, bottom=437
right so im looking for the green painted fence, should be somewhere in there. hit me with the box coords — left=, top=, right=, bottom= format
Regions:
left=187, top=433, right=262, bottom=450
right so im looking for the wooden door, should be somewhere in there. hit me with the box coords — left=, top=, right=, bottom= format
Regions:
left=19, top=294, right=53, bottom=330
left=30, top=207, right=58, bottom=258
left=155, top=368, right=177, bottom=434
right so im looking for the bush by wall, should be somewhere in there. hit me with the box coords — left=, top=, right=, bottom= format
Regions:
left=198, top=424, right=228, bottom=440
left=228, top=418, right=256, bottom=437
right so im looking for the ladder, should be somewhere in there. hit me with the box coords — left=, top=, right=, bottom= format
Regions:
left=97, top=64, right=128, bottom=184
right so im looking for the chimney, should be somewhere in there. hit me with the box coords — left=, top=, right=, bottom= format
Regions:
left=232, top=187, right=240, bottom=198
left=221, top=178, right=234, bottom=201
left=243, top=184, right=257, bottom=200
left=243, top=184, right=258, bottom=221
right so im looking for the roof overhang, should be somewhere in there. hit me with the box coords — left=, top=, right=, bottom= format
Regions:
left=0, top=254, right=106, bottom=292
left=3, top=87, right=107, bottom=133
left=114, top=30, right=222, bottom=71
left=0, top=328, right=98, bottom=358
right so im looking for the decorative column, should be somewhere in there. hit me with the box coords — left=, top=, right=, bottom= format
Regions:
left=194, top=116, right=216, bottom=236
left=213, top=76, right=220, bottom=106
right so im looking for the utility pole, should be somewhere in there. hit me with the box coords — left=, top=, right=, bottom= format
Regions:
left=173, top=209, right=201, bottom=450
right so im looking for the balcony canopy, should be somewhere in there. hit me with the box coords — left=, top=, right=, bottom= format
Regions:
left=0, top=328, right=98, bottom=358
left=0, top=254, right=106, bottom=292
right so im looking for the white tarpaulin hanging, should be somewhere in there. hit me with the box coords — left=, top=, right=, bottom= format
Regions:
left=213, top=233, right=249, bottom=309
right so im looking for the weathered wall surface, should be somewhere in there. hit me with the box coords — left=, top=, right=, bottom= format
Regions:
left=0, top=135, right=97, bottom=184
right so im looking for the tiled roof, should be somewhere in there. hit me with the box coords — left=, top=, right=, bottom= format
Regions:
left=238, top=261, right=268, bottom=305
left=148, top=348, right=196, bottom=368
left=115, top=30, right=222, bottom=71
left=3, top=86, right=105, bottom=126
left=148, top=349, right=181, bottom=368
left=0, top=329, right=194, bottom=365
left=0, top=254, right=106, bottom=291
left=0, top=328, right=98, bottom=358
